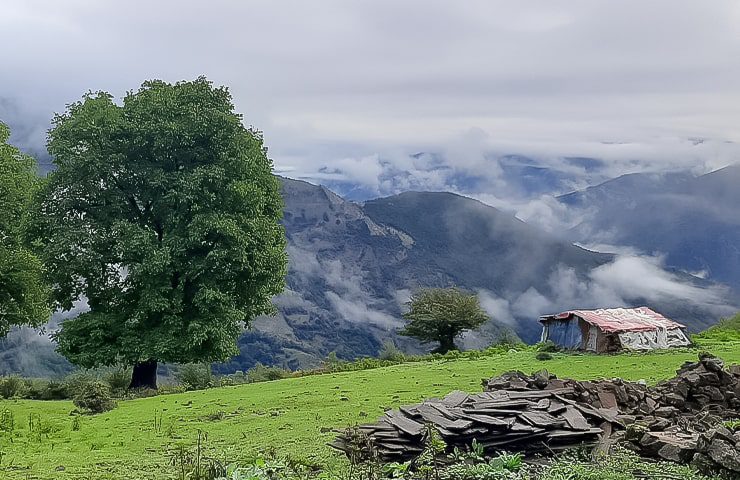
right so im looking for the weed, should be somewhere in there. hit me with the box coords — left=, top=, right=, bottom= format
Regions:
left=71, top=415, right=81, bottom=432
left=0, top=408, right=14, bottom=433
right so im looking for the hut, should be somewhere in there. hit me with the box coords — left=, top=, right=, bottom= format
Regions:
left=539, top=307, right=691, bottom=353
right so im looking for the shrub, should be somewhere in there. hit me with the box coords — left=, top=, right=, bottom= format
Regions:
left=63, top=371, right=98, bottom=397
left=536, top=352, right=553, bottom=361
left=323, top=352, right=346, bottom=371
left=0, top=376, right=29, bottom=399
left=73, top=381, right=116, bottom=414
left=378, top=341, right=405, bottom=361
left=536, top=341, right=560, bottom=353
left=24, top=379, right=50, bottom=400
left=176, top=363, right=214, bottom=391
left=493, top=330, right=524, bottom=348
left=103, top=367, right=132, bottom=395
left=246, top=363, right=291, bottom=383
left=41, top=380, right=70, bottom=400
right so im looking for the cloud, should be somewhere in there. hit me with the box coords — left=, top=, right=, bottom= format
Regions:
left=499, top=254, right=736, bottom=328
left=2, top=0, right=740, bottom=196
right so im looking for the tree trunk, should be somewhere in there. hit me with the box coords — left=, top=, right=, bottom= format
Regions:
left=434, top=336, right=457, bottom=354
left=129, top=360, right=158, bottom=390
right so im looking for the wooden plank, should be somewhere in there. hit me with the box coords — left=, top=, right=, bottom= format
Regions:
left=384, top=411, right=425, bottom=436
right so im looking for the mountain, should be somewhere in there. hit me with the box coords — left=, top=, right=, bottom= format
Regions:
left=559, top=164, right=740, bottom=292
left=2, top=177, right=735, bottom=377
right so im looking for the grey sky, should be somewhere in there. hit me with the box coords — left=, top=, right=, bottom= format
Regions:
left=2, top=0, right=740, bottom=198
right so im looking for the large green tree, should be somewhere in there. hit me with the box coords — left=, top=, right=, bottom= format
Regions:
left=399, top=287, right=489, bottom=354
left=0, top=122, right=50, bottom=336
left=36, top=78, right=287, bottom=389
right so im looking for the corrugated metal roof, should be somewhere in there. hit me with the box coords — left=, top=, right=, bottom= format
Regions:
left=538, top=307, right=686, bottom=333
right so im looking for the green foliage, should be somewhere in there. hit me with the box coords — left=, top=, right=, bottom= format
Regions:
left=537, top=446, right=710, bottom=480
left=0, top=408, right=14, bottom=433
left=379, top=341, right=406, bottom=361
left=176, top=363, right=214, bottom=391
left=245, top=363, right=291, bottom=383
left=1, top=345, right=739, bottom=478
left=694, top=313, right=740, bottom=343
left=535, top=352, right=554, bottom=361
left=34, top=77, right=287, bottom=373
left=400, top=288, right=491, bottom=354
left=723, top=419, right=740, bottom=431
left=0, top=121, right=50, bottom=337
left=536, top=341, right=560, bottom=353
left=0, top=375, right=29, bottom=398
left=72, top=381, right=116, bottom=414
left=62, top=370, right=98, bottom=397
left=103, top=367, right=132, bottom=395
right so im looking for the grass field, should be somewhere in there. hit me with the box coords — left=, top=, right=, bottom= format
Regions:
left=1, top=343, right=739, bottom=480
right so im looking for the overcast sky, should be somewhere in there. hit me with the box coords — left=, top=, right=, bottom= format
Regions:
left=2, top=0, right=740, bottom=199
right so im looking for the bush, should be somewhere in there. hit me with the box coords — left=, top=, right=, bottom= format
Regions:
left=41, top=380, right=70, bottom=400
left=63, top=371, right=98, bottom=397
left=73, top=381, right=116, bottom=414
left=176, top=363, right=214, bottom=391
left=0, top=376, right=29, bottom=399
left=536, top=341, right=560, bottom=353
left=493, top=330, right=523, bottom=348
left=536, top=352, right=554, bottom=361
left=103, top=367, right=132, bottom=395
left=246, top=363, right=291, bottom=383
left=378, top=341, right=406, bottom=361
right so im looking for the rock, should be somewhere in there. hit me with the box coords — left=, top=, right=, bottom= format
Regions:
left=707, top=439, right=740, bottom=472
left=533, top=370, right=550, bottom=389
left=703, top=357, right=725, bottom=373
left=691, top=452, right=716, bottom=473
left=655, top=406, right=678, bottom=418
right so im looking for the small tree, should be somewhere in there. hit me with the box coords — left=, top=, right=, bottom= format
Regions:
left=399, top=287, right=489, bottom=354
left=0, top=122, right=49, bottom=336
left=35, top=78, right=287, bottom=389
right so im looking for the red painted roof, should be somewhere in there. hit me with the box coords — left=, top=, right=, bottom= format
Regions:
left=539, top=307, right=686, bottom=333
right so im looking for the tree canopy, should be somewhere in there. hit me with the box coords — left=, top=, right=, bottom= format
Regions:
left=0, top=122, right=49, bottom=336
left=35, top=78, right=287, bottom=388
left=399, top=287, right=489, bottom=354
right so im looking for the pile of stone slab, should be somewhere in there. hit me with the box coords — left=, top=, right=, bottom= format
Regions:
left=332, top=354, right=739, bottom=475
left=331, top=385, right=606, bottom=461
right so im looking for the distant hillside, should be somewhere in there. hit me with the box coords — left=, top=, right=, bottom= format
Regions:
left=559, top=164, right=740, bottom=292
left=2, top=177, right=736, bottom=377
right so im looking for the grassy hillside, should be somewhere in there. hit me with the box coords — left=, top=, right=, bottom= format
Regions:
left=1, top=342, right=738, bottom=480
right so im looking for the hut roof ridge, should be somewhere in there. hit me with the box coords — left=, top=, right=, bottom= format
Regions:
left=539, top=306, right=685, bottom=333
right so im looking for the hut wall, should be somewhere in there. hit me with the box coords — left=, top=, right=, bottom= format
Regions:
left=542, top=319, right=583, bottom=349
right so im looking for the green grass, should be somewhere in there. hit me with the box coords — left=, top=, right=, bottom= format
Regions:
left=693, top=312, right=740, bottom=343
left=1, top=342, right=738, bottom=480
